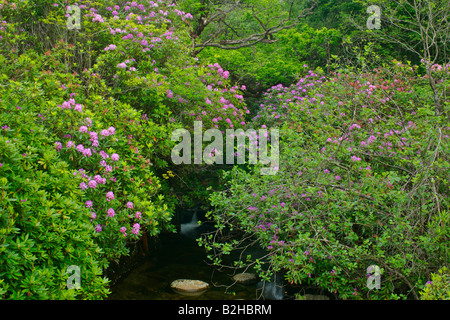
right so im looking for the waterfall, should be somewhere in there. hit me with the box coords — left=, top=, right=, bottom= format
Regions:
left=257, top=271, right=285, bottom=300
left=180, top=210, right=200, bottom=236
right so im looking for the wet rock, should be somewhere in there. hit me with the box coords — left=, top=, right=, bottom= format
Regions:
left=170, top=279, right=209, bottom=297
left=232, top=273, right=258, bottom=285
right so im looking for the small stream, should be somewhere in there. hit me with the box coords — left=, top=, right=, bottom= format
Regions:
left=107, top=233, right=260, bottom=300
left=108, top=210, right=261, bottom=300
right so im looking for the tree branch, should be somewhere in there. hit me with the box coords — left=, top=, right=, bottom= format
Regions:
left=191, top=0, right=318, bottom=54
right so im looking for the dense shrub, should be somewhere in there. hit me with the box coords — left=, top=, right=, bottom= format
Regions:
left=200, top=61, right=450, bottom=300
left=0, top=0, right=249, bottom=298
left=420, top=267, right=450, bottom=300
left=0, top=88, right=109, bottom=299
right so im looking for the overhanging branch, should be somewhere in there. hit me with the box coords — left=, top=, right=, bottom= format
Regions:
left=191, top=0, right=318, bottom=55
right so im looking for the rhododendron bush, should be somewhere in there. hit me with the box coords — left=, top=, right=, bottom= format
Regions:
left=0, top=0, right=449, bottom=301
left=0, top=0, right=247, bottom=299
left=201, top=62, right=449, bottom=300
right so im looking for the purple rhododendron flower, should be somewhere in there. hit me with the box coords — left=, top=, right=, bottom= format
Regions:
left=83, top=148, right=92, bottom=157
left=55, top=142, right=62, bottom=151
left=94, top=175, right=103, bottom=184
left=132, top=223, right=140, bottom=235
left=106, top=191, right=115, bottom=201
left=76, top=144, right=84, bottom=153
left=100, top=151, right=109, bottom=159
left=88, top=180, right=97, bottom=189
left=107, top=208, right=115, bottom=217
left=74, top=104, right=83, bottom=112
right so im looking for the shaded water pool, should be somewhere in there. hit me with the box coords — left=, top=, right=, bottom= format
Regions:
left=108, top=233, right=261, bottom=300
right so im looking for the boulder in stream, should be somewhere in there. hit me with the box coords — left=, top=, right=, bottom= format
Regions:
left=170, top=279, right=209, bottom=297
left=232, top=273, right=258, bottom=285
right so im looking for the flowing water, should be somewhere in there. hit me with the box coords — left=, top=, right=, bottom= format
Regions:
left=108, top=214, right=260, bottom=300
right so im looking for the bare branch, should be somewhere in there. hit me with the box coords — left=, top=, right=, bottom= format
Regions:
left=191, top=0, right=318, bottom=55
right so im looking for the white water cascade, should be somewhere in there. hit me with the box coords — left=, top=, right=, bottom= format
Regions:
left=180, top=210, right=200, bottom=237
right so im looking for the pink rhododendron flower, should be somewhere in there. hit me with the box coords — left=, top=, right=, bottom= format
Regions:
left=106, top=191, right=115, bottom=201
left=83, top=148, right=92, bottom=157
left=55, top=142, right=62, bottom=151
left=107, top=208, right=115, bottom=217
left=132, top=223, right=140, bottom=235
left=76, top=144, right=84, bottom=153
left=88, top=180, right=97, bottom=189
left=99, top=150, right=109, bottom=159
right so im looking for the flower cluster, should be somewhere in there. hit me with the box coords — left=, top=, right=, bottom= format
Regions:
left=54, top=95, right=146, bottom=245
